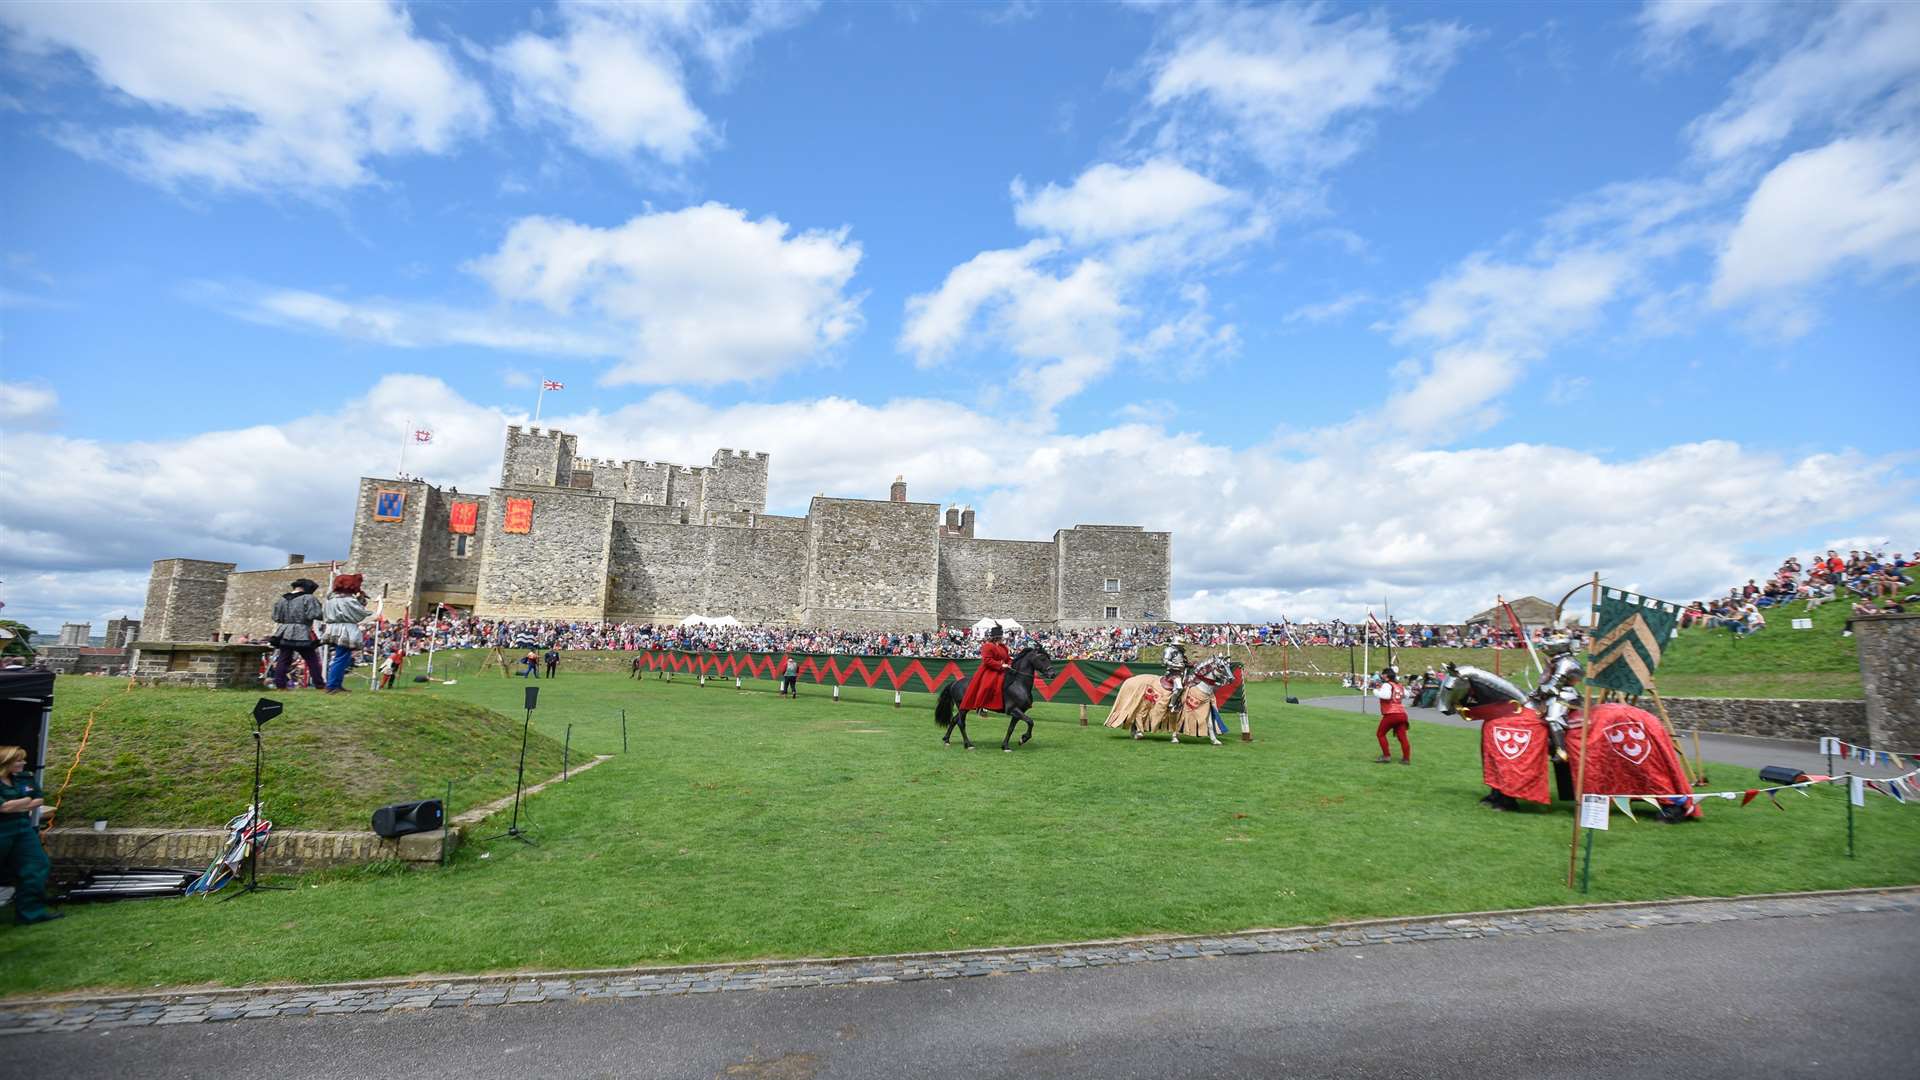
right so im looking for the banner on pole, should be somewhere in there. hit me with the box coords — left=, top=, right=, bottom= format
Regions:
left=626, top=648, right=1246, bottom=711
left=1589, top=588, right=1681, bottom=696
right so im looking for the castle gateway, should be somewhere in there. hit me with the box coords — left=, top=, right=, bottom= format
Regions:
left=143, top=427, right=1171, bottom=639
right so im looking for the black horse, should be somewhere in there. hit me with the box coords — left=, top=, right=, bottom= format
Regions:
left=933, top=645, right=1054, bottom=752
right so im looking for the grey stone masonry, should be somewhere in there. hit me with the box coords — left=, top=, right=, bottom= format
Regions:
left=129, top=642, right=269, bottom=689
left=1658, top=696, right=1869, bottom=743
left=142, top=559, right=235, bottom=642
left=142, top=426, right=1172, bottom=633
left=3, top=889, right=1910, bottom=1034
left=1852, top=612, right=1920, bottom=749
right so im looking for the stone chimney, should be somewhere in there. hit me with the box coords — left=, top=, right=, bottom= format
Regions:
left=287, top=553, right=305, bottom=566
left=945, top=506, right=960, bottom=529
left=960, top=507, right=975, bottom=537
left=890, top=475, right=907, bottom=503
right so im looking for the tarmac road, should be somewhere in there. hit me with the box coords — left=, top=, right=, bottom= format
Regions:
left=17, top=904, right=1915, bottom=1080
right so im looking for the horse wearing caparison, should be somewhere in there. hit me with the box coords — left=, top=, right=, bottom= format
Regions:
left=934, top=645, right=1054, bottom=752
left=1104, top=654, right=1236, bottom=745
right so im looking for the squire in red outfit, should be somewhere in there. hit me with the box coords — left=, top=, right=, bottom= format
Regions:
left=958, top=626, right=1010, bottom=713
left=1373, top=669, right=1411, bottom=763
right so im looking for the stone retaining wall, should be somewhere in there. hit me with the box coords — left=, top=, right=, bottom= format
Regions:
left=1852, top=612, right=1919, bottom=748
left=1657, top=696, right=1868, bottom=743
left=45, top=826, right=451, bottom=873
left=130, top=641, right=271, bottom=689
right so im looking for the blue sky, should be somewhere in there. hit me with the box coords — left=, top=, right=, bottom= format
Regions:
left=2, top=1, right=1916, bottom=632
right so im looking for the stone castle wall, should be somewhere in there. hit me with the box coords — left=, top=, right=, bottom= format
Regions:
left=473, top=487, right=614, bottom=620
left=1853, top=613, right=1919, bottom=748
left=803, top=498, right=942, bottom=629
left=937, top=537, right=1058, bottom=627
left=220, top=560, right=343, bottom=640
left=1055, top=525, right=1172, bottom=627
left=607, top=509, right=807, bottom=623
left=144, top=428, right=1172, bottom=636
left=142, top=558, right=235, bottom=642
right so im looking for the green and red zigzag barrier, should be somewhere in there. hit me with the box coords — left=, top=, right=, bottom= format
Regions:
left=630, top=649, right=1248, bottom=712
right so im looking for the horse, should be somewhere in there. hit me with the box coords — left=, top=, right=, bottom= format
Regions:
left=1438, top=664, right=1696, bottom=820
left=934, top=644, right=1054, bottom=752
left=1103, top=654, right=1237, bottom=745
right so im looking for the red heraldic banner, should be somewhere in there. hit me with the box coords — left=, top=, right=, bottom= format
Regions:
left=448, top=502, right=479, bottom=535
left=503, top=498, right=534, bottom=534
left=1467, top=701, right=1698, bottom=813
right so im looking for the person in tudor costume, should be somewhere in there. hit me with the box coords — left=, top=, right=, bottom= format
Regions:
left=958, top=623, right=1010, bottom=714
left=1371, top=667, right=1411, bottom=764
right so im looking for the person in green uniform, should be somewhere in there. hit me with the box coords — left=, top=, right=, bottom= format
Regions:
left=1, top=745, right=59, bottom=924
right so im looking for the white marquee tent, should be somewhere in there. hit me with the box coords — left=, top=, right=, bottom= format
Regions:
left=969, top=617, right=1022, bottom=636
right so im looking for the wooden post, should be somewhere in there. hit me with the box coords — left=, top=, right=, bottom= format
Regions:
left=1240, top=711, right=1251, bottom=742
left=893, top=689, right=901, bottom=708
left=832, top=684, right=840, bottom=704
left=1568, top=572, right=1600, bottom=888
left=1643, top=681, right=1699, bottom=783
left=1282, top=638, right=1290, bottom=700
left=1079, top=703, right=1088, bottom=726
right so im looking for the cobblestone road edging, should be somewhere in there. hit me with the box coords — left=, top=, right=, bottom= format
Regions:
left=5, top=887, right=1914, bottom=1035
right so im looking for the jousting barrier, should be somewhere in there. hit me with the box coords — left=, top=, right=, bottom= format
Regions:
left=628, top=648, right=1248, bottom=713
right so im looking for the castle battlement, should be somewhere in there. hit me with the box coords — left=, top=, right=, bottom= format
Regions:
left=148, top=426, right=1171, bottom=640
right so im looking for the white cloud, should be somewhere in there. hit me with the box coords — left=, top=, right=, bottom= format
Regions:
left=1284, top=291, right=1371, bottom=325
left=1144, top=3, right=1468, bottom=177
left=0, top=383, right=56, bottom=421
left=466, top=204, right=863, bottom=385
left=238, top=288, right=625, bottom=357
left=0, top=1, right=490, bottom=193
left=1012, top=158, right=1238, bottom=246
left=494, top=0, right=811, bottom=165
left=1710, top=133, right=1920, bottom=305
left=1, top=375, right=1909, bottom=632
left=1683, top=2, right=1920, bottom=162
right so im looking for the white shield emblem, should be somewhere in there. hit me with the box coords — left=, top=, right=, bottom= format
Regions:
left=1491, top=725, right=1531, bottom=761
left=1604, top=720, right=1652, bottom=765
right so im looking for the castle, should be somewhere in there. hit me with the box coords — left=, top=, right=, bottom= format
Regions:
left=142, top=427, right=1171, bottom=640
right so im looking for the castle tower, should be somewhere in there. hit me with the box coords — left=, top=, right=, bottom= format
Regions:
left=105, top=617, right=141, bottom=650
left=58, top=622, right=91, bottom=646
left=701, top=448, right=770, bottom=522
left=501, top=426, right=578, bottom=487
left=141, top=559, right=236, bottom=641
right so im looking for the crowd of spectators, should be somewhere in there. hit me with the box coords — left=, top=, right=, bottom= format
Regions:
left=328, top=612, right=1533, bottom=665
left=1680, top=549, right=1916, bottom=634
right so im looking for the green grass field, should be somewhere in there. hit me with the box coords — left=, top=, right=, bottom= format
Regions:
left=42, top=679, right=566, bottom=831
left=5, top=669, right=1915, bottom=998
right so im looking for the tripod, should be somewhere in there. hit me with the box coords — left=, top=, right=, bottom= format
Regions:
left=224, top=698, right=290, bottom=900
left=485, top=686, right=538, bottom=845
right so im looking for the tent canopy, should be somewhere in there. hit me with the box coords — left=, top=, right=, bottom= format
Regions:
left=969, top=617, right=1023, bottom=636
left=679, top=615, right=742, bottom=628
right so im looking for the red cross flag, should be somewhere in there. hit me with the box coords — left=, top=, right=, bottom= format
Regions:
left=413, top=428, right=433, bottom=443
left=542, top=379, right=565, bottom=391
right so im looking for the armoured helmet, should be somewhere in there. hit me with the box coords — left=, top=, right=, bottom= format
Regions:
left=1539, top=628, right=1575, bottom=657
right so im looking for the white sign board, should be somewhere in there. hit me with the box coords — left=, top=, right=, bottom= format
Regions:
left=1791, top=618, right=1813, bottom=630
left=1580, top=793, right=1611, bottom=830
left=1850, top=776, right=1866, bottom=807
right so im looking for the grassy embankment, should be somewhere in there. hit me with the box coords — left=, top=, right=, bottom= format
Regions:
left=5, top=670, right=1915, bottom=997
left=42, top=679, right=566, bottom=831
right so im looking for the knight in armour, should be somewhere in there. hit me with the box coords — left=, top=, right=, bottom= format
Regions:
left=1162, top=636, right=1191, bottom=709
left=1527, top=628, right=1584, bottom=761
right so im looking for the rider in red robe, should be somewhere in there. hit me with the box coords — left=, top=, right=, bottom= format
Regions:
left=958, top=624, right=1010, bottom=713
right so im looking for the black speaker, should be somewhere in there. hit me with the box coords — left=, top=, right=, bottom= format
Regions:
left=1759, top=765, right=1808, bottom=784
left=372, top=799, right=444, bottom=839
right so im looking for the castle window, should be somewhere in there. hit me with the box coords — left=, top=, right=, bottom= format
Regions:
left=1104, top=578, right=1121, bottom=593
left=1104, top=606, right=1119, bottom=620
left=449, top=534, right=472, bottom=559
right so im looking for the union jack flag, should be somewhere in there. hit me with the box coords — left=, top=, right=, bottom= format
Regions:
left=542, top=379, right=564, bottom=391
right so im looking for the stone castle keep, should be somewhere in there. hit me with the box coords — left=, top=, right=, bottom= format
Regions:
left=143, top=426, right=1171, bottom=639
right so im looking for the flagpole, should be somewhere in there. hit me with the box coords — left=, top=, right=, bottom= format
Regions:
left=534, top=379, right=546, bottom=424
left=397, top=417, right=410, bottom=478
left=1567, top=571, right=1600, bottom=888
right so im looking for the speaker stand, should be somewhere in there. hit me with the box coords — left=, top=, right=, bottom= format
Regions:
left=483, top=707, right=538, bottom=846
left=222, top=724, right=292, bottom=900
